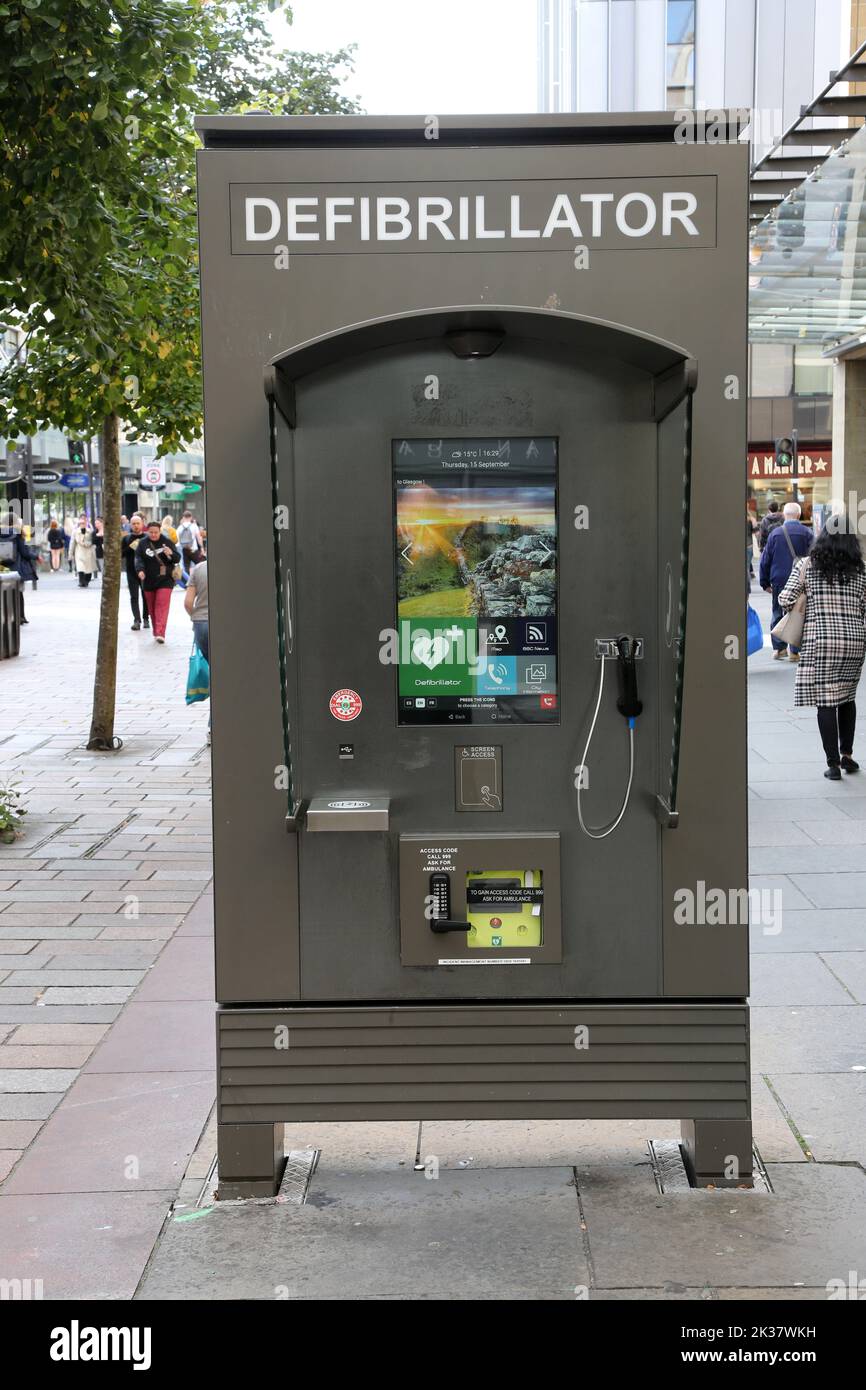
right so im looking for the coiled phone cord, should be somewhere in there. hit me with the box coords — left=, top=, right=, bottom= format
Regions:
left=576, top=656, right=636, bottom=840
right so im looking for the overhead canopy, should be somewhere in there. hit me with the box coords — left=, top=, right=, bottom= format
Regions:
left=264, top=305, right=697, bottom=426
left=749, top=39, right=866, bottom=351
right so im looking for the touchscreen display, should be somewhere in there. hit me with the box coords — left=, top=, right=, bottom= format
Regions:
left=394, top=437, right=558, bottom=726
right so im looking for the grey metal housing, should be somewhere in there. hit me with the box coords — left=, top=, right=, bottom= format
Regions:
left=196, top=113, right=750, bottom=1195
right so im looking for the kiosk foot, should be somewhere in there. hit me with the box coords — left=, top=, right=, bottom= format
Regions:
left=217, top=1121, right=286, bottom=1199
left=680, top=1118, right=753, bottom=1188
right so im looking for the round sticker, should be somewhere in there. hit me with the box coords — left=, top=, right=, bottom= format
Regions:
left=329, top=688, right=363, bottom=722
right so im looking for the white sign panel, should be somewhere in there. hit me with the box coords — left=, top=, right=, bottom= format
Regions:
left=141, top=456, right=166, bottom=489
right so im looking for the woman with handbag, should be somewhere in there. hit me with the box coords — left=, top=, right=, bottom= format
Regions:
left=778, top=521, right=866, bottom=780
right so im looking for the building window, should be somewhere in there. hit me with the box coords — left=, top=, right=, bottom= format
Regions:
left=793, top=345, right=833, bottom=397
left=750, top=343, right=794, bottom=398
left=666, top=0, right=695, bottom=110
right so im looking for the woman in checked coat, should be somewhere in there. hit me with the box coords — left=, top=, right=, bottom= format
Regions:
left=779, top=522, right=866, bottom=779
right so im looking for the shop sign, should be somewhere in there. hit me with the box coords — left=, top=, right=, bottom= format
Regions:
left=748, top=450, right=831, bottom=479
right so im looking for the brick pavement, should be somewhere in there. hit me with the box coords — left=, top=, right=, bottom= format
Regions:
left=0, top=567, right=212, bottom=1190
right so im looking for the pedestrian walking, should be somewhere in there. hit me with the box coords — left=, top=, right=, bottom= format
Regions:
left=122, top=514, right=149, bottom=630
left=135, top=520, right=180, bottom=643
left=93, top=516, right=105, bottom=576
left=177, top=511, right=203, bottom=575
left=184, top=555, right=210, bottom=743
left=759, top=501, right=812, bottom=660
left=161, top=514, right=179, bottom=545
left=47, top=519, right=65, bottom=571
left=68, top=515, right=98, bottom=588
left=63, top=516, right=74, bottom=570
left=779, top=519, right=866, bottom=780
left=758, top=499, right=784, bottom=551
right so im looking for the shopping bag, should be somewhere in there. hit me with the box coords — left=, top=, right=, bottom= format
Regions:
left=186, top=641, right=210, bottom=704
left=746, top=603, right=763, bottom=657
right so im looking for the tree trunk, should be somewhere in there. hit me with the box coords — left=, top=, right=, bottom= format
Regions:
left=87, top=412, right=122, bottom=750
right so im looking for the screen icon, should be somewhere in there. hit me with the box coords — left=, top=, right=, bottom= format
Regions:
left=540, top=694, right=557, bottom=710
left=476, top=656, right=517, bottom=696
left=526, top=622, right=547, bottom=643
left=526, top=662, right=549, bottom=685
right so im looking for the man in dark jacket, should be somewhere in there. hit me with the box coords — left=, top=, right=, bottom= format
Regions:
left=758, top=500, right=784, bottom=550
left=134, top=521, right=180, bottom=644
left=121, top=515, right=149, bottom=631
left=759, top=502, right=813, bottom=660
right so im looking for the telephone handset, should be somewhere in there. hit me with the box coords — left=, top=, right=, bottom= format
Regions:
left=615, top=635, right=643, bottom=720
left=576, top=634, right=643, bottom=839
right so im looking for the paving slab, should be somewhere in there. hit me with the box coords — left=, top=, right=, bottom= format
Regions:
left=45, top=952, right=158, bottom=970
left=97, top=925, right=176, bottom=940
left=85, top=1000, right=214, bottom=1073
left=8, top=971, right=145, bottom=987
left=0, top=1093, right=64, bottom=1121
left=820, top=952, right=866, bottom=1003
left=795, top=819, right=866, bottom=845
left=0, top=1190, right=174, bottom=1299
left=0, top=1152, right=22, bottom=1182
left=748, top=953, right=853, bottom=1006
left=0, top=1006, right=121, bottom=1025
left=38, top=987, right=134, bottom=1005
left=0, top=955, right=53, bottom=972
left=790, top=873, right=866, bottom=909
left=0, top=1121, right=42, bottom=1148
left=751, top=846, right=866, bottom=873
left=577, top=1161, right=866, bottom=1291
left=137, top=1167, right=586, bottom=1301
left=748, top=822, right=815, bottom=848
left=0, top=1069, right=79, bottom=1092
left=2, top=1070, right=214, bottom=1195
left=10, top=1024, right=109, bottom=1045
left=751, top=1005, right=866, bottom=1071
left=0, top=1046, right=94, bottom=1068
left=750, top=1076, right=808, bottom=1163
left=745, top=876, right=815, bottom=911
left=751, top=908, right=866, bottom=954
left=132, top=936, right=213, bottom=1002
left=746, top=798, right=850, bottom=822
left=766, top=1073, right=866, bottom=1164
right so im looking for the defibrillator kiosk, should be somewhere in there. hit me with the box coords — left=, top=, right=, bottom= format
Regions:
left=195, top=113, right=750, bottom=1197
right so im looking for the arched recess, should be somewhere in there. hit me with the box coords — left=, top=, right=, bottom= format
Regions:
left=263, top=305, right=697, bottom=826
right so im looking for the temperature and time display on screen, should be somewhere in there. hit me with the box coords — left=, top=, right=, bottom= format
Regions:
left=393, top=437, right=559, bottom=726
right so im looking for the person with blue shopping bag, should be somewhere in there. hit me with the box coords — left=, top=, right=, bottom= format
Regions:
left=184, top=556, right=210, bottom=743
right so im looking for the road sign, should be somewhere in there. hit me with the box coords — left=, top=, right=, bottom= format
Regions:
left=60, top=472, right=90, bottom=490
left=141, top=456, right=166, bottom=489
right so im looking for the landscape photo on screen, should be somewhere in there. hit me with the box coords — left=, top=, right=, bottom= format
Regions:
left=393, top=438, right=558, bottom=725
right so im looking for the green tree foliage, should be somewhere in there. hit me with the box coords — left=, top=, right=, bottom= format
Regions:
left=0, top=1, right=360, bottom=450
left=0, top=0, right=360, bottom=746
